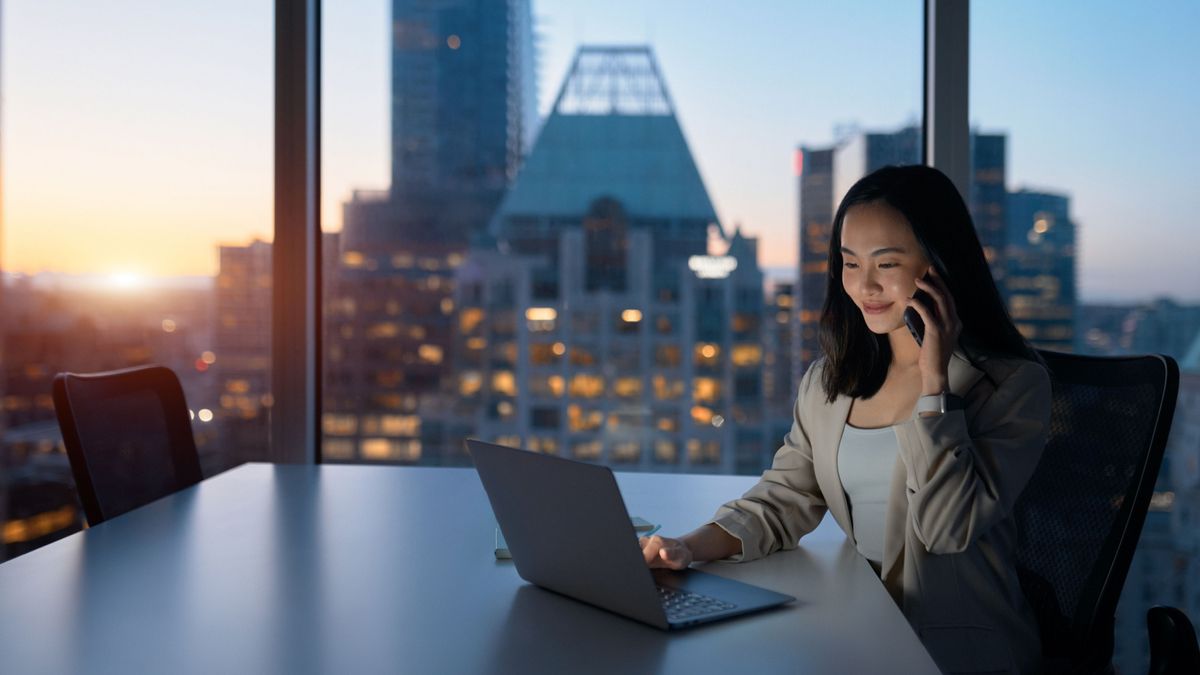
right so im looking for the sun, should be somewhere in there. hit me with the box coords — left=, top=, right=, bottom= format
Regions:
left=108, top=271, right=145, bottom=290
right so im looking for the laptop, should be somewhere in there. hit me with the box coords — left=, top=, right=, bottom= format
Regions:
left=466, top=439, right=795, bottom=630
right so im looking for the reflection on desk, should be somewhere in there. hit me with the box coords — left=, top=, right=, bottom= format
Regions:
left=0, top=463, right=939, bottom=674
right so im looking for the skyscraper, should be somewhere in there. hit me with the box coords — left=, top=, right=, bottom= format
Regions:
left=971, top=133, right=1007, bottom=280
left=1004, top=189, right=1076, bottom=351
left=324, top=0, right=537, bottom=463
left=453, top=46, right=768, bottom=474
left=795, top=147, right=834, bottom=378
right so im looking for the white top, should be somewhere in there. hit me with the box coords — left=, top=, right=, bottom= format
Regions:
left=837, top=424, right=900, bottom=566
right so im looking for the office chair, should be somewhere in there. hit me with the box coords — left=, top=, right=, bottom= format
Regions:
left=1013, top=351, right=1193, bottom=674
left=52, top=365, right=203, bottom=526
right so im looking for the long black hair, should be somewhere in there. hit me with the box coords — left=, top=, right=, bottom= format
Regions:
left=819, top=164, right=1039, bottom=402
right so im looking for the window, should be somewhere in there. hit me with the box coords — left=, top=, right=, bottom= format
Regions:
left=318, top=0, right=918, bottom=478
left=1, top=3, right=272, bottom=562
left=971, top=3, right=1200, bottom=670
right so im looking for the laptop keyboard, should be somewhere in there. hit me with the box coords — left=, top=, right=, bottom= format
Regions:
left=656, top=585, right=736, bottom=622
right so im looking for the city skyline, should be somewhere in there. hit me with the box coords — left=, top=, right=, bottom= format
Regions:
left=2, top=1, right=1198, bottom=303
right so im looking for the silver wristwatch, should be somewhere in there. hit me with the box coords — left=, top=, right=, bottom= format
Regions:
left=916, top=392, right=964, bottom=415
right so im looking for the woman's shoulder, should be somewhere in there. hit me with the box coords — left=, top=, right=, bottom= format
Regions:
left=958, top=349, right=1050, bottom=400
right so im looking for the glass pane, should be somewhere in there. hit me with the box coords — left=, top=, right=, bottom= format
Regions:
left=322, top=1, right=921, bottom=473
left=0, top=3, right=273, bottom=561
left=971, top=2, right=1200, bottom=670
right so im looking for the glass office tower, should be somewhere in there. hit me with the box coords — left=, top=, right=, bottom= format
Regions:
left=450, top=47, right=770, bottom=474
left=1004, top=189, right=1077, bottom=351
left=323, top=0, right=537, bottom=463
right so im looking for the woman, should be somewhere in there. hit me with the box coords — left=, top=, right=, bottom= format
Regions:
left=640, top=165, right=1049, bottom=674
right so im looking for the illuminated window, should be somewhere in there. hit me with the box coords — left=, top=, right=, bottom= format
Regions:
left=323, top=414, right=358, bottom=436
left=569, top=374, right=604, bottom=398
left=731, top=344, right=762, bottom=367
left=459, top=308, right=485, bottom=333
left=572, top=439, right=603, bottom=461
left=491, top=371, right=517, bottom=397
left=494, top=436, right=522, bottom=449
left=459, top=371, right=482, bottom=396
left=323, top=439, right=355, bottom=460
left=653, top=376, right=684, bottom=400
left=612, top=442, right=640, bottom=463
left=732, top=313, right=758, bottom=334
left=687, top=440, right=721, bottom=464
left=654, top=440, right=678, bottom=463
left=380, top=415, right=420, bottom=436
left=530, top=375, right=565, bottom=398
left=496, top=341, right=518, bottom=366
left=527, top=437, right=559, bottom=455
left=656, top=413, right=678, bottom=432
left=367, top=322, right=400, bottom=339
left=418, top=344, right=443, bottom=364
left=690, top=405, right=714, bottom=425
left=526, top=307, right=557, bottom=332
left=613, top=376, right=642, bottom=398
left=694, top=343, right=720, bottom=367
left=530, top=343, right=561, bottom=365
left=567, top=405, right=603, bottom=432
left=569, top=346, right=596, bottom=366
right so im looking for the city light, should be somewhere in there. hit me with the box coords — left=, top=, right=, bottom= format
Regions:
left=621, top=309, right=643, bottom=322
left=197, top=409, right=214, bottom=422
left=525, top=307, right=557, bottom=321
left=162, top=319, right=177, bottom=333
left=688, top=255, right=737, bottom=279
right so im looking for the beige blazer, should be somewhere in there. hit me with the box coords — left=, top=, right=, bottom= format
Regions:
left=711, top=351, right=1050, bottom=675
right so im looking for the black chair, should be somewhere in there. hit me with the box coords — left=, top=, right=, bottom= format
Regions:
left=1013, top=351, right=1193, bottom=674
left=52, top=365, right=203, bottom=526
left=1148, top=606, right=1200, bottom=675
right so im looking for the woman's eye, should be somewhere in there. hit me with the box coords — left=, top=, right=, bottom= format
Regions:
left=878, top=262, right=899, bottom=269
left=843, top=261, right=859, bottom=269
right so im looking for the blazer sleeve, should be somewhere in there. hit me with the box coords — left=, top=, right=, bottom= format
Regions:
left=894, top=358, right=1051, bottom=555
left=708, top=363, right=829, bottom=562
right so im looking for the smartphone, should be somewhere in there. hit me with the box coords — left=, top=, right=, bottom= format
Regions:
left=903, top=281, right=933, bottom=347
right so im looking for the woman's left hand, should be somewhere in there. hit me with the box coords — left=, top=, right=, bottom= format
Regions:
left=907, top=268, right=962, bottom=395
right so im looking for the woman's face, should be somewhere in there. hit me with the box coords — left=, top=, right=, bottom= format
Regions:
left=839, top=201, right=931, bottom=335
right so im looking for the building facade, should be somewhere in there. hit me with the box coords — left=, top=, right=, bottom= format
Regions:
left=452, top=47, right=770, bottom=474
left=1004, top=189, right=1076, bottom=351
left=323, top=0, right=538, bottom=463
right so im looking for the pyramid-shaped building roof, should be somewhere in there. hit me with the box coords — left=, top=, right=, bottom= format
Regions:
left=492, top=46, right=719, bottom=230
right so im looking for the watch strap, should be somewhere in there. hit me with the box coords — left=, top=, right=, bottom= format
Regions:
left=917, top=392, right=964, bottom=415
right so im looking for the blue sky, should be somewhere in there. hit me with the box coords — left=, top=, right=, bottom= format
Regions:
left=4, top=1, right=1198, bottom=301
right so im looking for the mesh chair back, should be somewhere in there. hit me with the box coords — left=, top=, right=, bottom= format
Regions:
left=1014, top=351, right=1179, bottom=671
left=52, top=365, right=203, bottom=526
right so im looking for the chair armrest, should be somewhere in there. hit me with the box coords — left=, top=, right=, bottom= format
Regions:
left=1147, top=605, right=1200, bottom=675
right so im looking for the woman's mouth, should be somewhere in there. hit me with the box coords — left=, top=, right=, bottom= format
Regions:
left=862, top=302, right=893, bottom=315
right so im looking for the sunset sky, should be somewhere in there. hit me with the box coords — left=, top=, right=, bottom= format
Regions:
left=3, top=1, right=1197, bottom=302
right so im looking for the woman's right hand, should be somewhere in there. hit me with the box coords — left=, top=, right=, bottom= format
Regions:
left=639, top=534, right=694, bottom=570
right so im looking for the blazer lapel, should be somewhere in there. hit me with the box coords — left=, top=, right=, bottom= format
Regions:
left=879, top=351, right=986, bottom=587
left=813, top=392, right=855, bottom=538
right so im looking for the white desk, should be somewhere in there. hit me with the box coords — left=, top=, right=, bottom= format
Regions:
left=0, top=463, right=940, bottom=674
